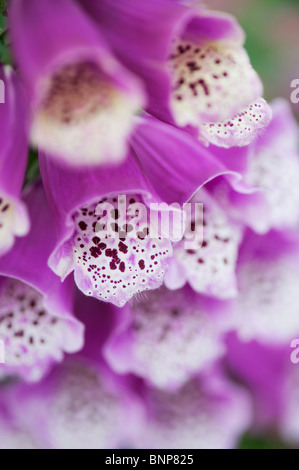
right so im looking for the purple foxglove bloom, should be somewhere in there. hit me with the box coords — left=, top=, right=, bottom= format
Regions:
left=0, top=183, right=84, bottom=382
left=0, top=393, right=39, bottom=449
left=164, top=188, right=244, bottom=299
left=4, top=357, right=144, bottom=449
left=245, top=99, right=299, bottom=232
left=135, top=368, right=252, bottom=449
left=231, top=230, right=299, bottom=346
left=40, top=116, right=244, bottom=307
left=104, top=285, right=234, bottom=390
left=0, top=65, right=29, bottom=256
left=206, top=100, right=299, bottom=234
left=78, top=0, right=271, bottom=147
left=9, top=0, right=145, bottom=166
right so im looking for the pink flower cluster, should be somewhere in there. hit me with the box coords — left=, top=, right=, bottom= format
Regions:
left=0, top=0, right=298, bottom=449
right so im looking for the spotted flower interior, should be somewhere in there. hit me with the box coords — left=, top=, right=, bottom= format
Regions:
left=71, top=194, right=173, bottom=306
left=0, top=278, right=66, bottom=381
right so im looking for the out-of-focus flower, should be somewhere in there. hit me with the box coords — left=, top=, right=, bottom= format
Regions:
left=0, top=183, right=84, bottom=382
left=2, top=294, right=144, bottom=449
left=0, top=66, right=29, bottom=257
left=231, top=229, right=299, bottom=345
left=164, top=188, right=244, bottom=299
left=79, top=0, right=271, bottom=148
left=134, top=368, right=252, bottom=449
left=9, top=0, right=145, bottom=166
left=0, top=390, right=39, bottom=449
left=104, top=285, right=233, bottom=390
left=245, top=99, right=299, bottom=232
left=0, top=299, right=251, bottom=449
left=5, top=358, right=144, bottom=449
left=40, top=116, right=246, bottom=307
left=206, top=100, right=299, bottom=235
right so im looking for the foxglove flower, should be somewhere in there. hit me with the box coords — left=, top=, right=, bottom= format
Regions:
left=206, top=100, right=299, bottom=234
left=0, top=183, right=84, bottom=382
left=104, top=285, right=233, bottom=390
left=164, top=188, right=244, bottom=299
left=0, top=65, right=29, bottom=257
left=245, top=99, right=299, bottom=232
left=4, top=357, right=144, bottom=449
left=0, top=392, right=39, bottom=449
left=9, top=0, right=145, bottom=166
left=135, top=368, right=252, bottom=449
left=79, top=0, right=271, bottom=147
left=40, top=116, right=244, bottom=307
left=231, top=230, right=299, bottom=345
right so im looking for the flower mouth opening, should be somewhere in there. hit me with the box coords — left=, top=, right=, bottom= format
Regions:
left=69, top=194, right=173, bottom=306
left=40, top=61, right=119, bottom=126
left=167, top=29, right=263, bottom=132
left=32, top=61, right=142, bottom=164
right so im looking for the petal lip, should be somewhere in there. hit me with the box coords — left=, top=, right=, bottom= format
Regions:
left=200, top=98, right=273, bottom=148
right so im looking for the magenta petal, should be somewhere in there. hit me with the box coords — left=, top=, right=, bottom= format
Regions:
left=225, top=333, right=290, bottom=430
left=0, top=183, right=84, bottom=382
left=131, top=115, right=245, bottom=206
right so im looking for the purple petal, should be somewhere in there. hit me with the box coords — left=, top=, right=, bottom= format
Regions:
left=225, top=333, right=290, bottom=430
left=131, top=115, right=247, bottom=205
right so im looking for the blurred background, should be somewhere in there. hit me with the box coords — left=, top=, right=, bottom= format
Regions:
left=208, top=0, right=299, bottom=120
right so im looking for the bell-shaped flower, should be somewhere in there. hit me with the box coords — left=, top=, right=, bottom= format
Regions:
left=0, top=183, right=84, bottom=382
left=9, top=0, right=145, bottom=166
